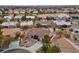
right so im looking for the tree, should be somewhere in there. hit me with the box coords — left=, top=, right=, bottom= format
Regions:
left=36, top=23, right=41, bottom=28
left=42, top=35, right=51, bottom=52
left=62, top=30, right=70, bottom=38
left=13, top=13, right=16, bottom=17
left=42, top=35, right=50, bottom=43
left=56, top=29, right=70, bottom=38
left=42, top=45, right=61, bottom=53
left=21, top=16, right=26, bottom=21
left=0, top=17, right=4, bottom=29
left=53, top=27, right=56, bottom=31
left=48, top=45, right=61, bottom=53
left=20, top=32, right=25, bottom=39
left=20, top=26, right=29, bottom=30
left=14, top=32, right=21, bottom=40
left=19, top=32, right=25, bottom=44
left=2, top=35, right=12, bottom=48
left=15, top=32, right=25, bottom=44
left=0, top=17, right=4, bottom=24
left=42, top=34, right=61, bottom=53
left=0, top=35, right=11, bottom=48
left=0, top=17, right=4, bottom=48
left=41, top=45, right=48, bottom=53
left=21, top=10, right=27, bottom=21
left=0, top=34, right=3, bottom=48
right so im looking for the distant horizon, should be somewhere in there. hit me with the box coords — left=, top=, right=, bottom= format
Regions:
left=0, top=5, right=79, bottom=8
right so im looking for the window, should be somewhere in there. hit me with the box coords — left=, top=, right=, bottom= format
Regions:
left=75, top=31, right=78, bottom=33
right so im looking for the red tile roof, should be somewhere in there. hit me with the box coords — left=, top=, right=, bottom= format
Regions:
left=27, top=28, right=50, bottom=38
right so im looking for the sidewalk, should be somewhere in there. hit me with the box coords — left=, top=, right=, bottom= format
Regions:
left=27, top=42, right=43, bottom=51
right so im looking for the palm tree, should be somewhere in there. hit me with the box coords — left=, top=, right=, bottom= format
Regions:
left=0, top=34, right=3, bottom=48
left=21, top=16, right=26, bottom=21
left=19, top=32, right=25, bottom=44
left=42, top=35, right=50, bottom=44
left=42, top=34, right=61, bottom=53
left=0, top=17, right=4, bottom=24
left=0, top=17, right=4, bottom=48
left=15, top=32, right=21, bottom=40
left=15, top=32, right=26, bottom=45
left=2, top=35, right=12, bottom=48
left=62, top=30, right=70, bottom=38
left=20, top=32, right=25, bottom=40
left=33, top=18, right=35, bottom=27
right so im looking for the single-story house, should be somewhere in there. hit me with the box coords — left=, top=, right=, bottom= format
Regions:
left=14, top=15, right=23, bottom=19
left=32, top=10, right=38, bottom=14
left=20, top=21, right=33, bottom=26
left=4, top=15, right=13, bottom=21
left=26, top=16, right=35, bottom=19
left=54, top=20, right=71, bottom=28
left=13, top=10, right=19, bottom=14
left=36, top=20, right=53, bottom=26
left=19, top=10, right=25, bottom=14
left=1, top=21, right=18, bottom=28
left=8, top=9, right=13, bottom=14
left=20, top=11, right=25, bottom=14
left=58, top=14, right=70, bottom=19
left=27, top=28, right=50, bottom=40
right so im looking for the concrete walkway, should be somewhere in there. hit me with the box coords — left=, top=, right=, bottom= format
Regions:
left=64, top=38, right=79, bottom=51
left=27, top=42, right=43, bottom=51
